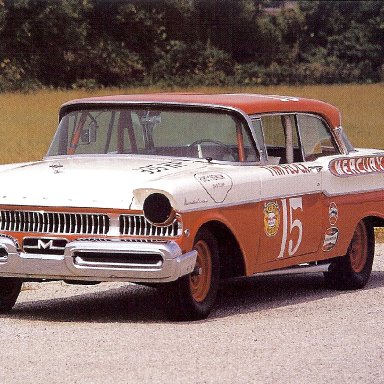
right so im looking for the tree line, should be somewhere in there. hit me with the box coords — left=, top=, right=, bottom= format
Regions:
left=0, top=0, right=383, bottom=92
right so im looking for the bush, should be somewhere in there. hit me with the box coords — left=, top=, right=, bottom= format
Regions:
left=71, top=78, right=101, bottom=91
left=0, top=59, right=42, bottom=92
left=151, top=41, right=235, bottom=87
left=232, top=59, right=380, bottom=86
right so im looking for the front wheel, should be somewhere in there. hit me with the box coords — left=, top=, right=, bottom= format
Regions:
left=0, top=278, right=22, bottom=313
left=161, top=229, right=220, bottom=321
left=324, top=220, right=374, bottom=290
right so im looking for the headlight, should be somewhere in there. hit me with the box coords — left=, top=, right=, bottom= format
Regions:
left=143, top=193, right=176, bottom=226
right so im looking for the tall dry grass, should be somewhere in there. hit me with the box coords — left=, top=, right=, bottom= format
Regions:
left=0, top=84, right=383, bottom=163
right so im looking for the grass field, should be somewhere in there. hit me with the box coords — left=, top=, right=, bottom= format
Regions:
left=0, top=83, right=383, bottom=163
left=0, top=83, right=383, bottom=241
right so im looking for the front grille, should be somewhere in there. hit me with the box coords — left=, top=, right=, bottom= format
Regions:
left=0, top=210, right=180, bottom=238
left=119, top=214, right=181, bottom=237
left=0, top=210, right=109, bottom=235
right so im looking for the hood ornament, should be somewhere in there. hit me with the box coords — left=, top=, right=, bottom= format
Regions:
left=49, top=163, right=63, bottom=174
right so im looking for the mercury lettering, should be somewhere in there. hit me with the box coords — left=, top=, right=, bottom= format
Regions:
left=329, top=156, right=384, bottom=177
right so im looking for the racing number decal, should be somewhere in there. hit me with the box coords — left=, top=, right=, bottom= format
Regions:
left=278, top=197, right=303, bottom=259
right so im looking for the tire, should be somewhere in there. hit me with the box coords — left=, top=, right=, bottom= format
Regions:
left=0, top=278, right=22, bottom=313
left=161, top=228, right=220, bottom=321
left=324, top=220, right=374, bottom=290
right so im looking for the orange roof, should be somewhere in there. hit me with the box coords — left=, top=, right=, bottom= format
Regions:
left=61, top=93, right=341, bottom=128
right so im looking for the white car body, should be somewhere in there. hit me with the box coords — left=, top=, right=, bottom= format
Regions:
left=0, top=93, right=382, bottom=319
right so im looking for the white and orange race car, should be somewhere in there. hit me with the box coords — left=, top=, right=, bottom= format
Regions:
left=0, top=93, right=382, bottom=320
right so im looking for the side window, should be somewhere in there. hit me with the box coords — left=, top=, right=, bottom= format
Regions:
left=261, top=114, right=302, bottom=164
left=297, top=114, right=339, bottom=161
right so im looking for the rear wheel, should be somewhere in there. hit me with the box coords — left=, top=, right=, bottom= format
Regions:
left=0, top=278, right=22, bottom=313
left=161, top=229, right=220, bottom=321
left=324, top=220, right=374, bottom=290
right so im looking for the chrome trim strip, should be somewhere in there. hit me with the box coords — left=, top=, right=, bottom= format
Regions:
left=255, top=263, right=330, bottom=277
left=323, top=187, right=384, bottom=197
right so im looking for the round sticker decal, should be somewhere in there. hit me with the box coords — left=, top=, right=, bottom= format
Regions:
left=264, top=201, right=280, bottom=237
left=329, top=202, right=338, bottom=226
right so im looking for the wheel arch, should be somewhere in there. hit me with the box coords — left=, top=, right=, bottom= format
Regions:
left=362, top=215, right=383, bottom=244
left=364, top=215, right=384, bottom=229
left=325, top=216, right=375, bottom=290
left=197, top=220, right=246, bottom=280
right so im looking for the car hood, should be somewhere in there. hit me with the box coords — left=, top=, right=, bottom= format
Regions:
left=0, top=156, right=210, bottom=210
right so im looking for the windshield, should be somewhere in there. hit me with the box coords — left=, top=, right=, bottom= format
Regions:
left=47, top=107, right=258, bottom=162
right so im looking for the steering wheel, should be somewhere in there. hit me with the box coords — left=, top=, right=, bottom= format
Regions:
left=188, top=139, right=235, bottom=160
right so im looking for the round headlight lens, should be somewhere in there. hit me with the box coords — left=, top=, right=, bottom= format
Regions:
left=143, top=193, right=175, bottom=226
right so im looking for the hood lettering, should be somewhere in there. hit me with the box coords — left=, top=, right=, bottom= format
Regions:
left=136, top=160, right=191, bottom=175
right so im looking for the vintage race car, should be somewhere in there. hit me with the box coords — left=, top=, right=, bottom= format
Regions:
left=0, top=93, right=383, bottom=320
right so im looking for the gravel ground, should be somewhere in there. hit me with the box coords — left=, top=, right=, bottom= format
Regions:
left=1, top=244, right=384, bottom=384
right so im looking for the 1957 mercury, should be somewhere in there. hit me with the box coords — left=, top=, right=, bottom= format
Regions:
left=0, top=93, right=383, bottom=320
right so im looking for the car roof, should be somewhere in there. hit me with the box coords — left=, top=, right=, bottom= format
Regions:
left=61, top=93, right=341, bottom=128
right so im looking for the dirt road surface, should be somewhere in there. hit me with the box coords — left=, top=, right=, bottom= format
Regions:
left=1, top=244, right=384, bottom=384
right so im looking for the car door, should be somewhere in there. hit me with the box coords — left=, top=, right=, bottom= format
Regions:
left=255, top=113, right=339, bottom=265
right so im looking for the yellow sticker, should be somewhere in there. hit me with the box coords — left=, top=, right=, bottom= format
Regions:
left=264, top=201, right=280, bottom=237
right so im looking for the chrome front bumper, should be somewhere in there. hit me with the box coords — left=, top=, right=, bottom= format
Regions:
left=0, top=237, right=197, bottom=283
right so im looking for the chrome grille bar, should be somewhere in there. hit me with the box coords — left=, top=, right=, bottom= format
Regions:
left=0, top=210, right=180, bottom=238
left=119, top=214, right=181, bottom=238
left=0, top=210, right=109, bottom=235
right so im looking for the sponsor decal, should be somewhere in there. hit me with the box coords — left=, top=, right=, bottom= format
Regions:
left=329, top=202, right=338, bottom=226
left=262, top=163, right=311, bottom=177
left=329, top=155, right=384, bottom=177
left=195, top=172, right=233, bottom=203
left=136, top=160, right=190, bottom=174
left=323, top=227, right=339, bottom=251
left=264, top=201, right=280, bottom=237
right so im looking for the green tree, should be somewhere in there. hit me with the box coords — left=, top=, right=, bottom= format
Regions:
left=1, top=0, right=90, bottom=87
left=275, top=4, right=305, bottom=64
left=0, top=0, right=383, bottom=90
left=153, top=40, right=234, bottom=86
